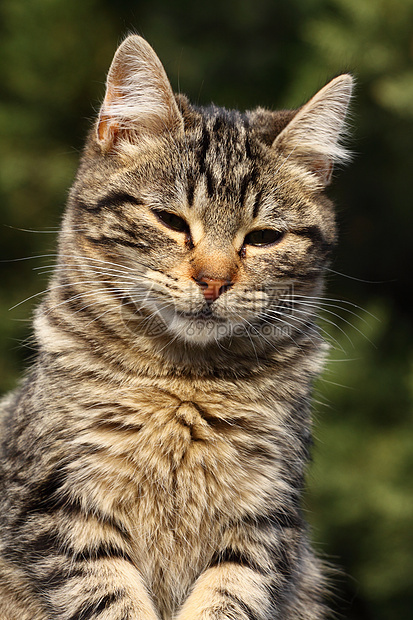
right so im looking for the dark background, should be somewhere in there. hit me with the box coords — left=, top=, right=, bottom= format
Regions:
left=1, top=1, right=412, bottom=618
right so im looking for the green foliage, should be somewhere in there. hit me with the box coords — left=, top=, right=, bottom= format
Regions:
left=0, top=1, right=412, bottom=618
left=309, top=303, right=413, bottom=618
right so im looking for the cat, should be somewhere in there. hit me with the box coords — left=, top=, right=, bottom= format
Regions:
left=0, top=35, right=352, bottom=620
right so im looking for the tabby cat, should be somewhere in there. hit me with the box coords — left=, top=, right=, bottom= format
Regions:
left=0, top=36, right=352, bottom=619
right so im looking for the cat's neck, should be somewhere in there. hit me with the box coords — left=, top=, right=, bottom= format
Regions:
left=34, top=301, right=325, bottom=383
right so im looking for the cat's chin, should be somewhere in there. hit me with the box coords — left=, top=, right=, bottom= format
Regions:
left=165, top=310, right=235, bottom=345
left=163, top=310, right=286, bottom=347
left=130, top=300, right=293, bottom=347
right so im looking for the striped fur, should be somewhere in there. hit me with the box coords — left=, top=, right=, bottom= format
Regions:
left=0, top=36, right=352, bottom=619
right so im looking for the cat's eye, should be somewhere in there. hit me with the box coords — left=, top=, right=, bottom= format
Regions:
left=153, top=210, right=189, bottom=233
left=244, top=229, right=284, bottom=247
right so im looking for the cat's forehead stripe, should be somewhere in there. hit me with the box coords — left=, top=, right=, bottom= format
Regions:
left=96, top=191, right=143, bottom=212
left=74, top=190, right=143, bottom=215
left=197, top=117, right=211, bottom=176
left=186, top=174, right=196, bottom=208
left=187, top=109, right=260, bottom=214
left=252, top=189, right=263, bottom=219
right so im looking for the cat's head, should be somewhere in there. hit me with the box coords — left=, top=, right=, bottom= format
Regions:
left=63, top=35, right=352, bottom=351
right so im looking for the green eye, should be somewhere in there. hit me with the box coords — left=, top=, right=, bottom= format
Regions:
left=244, top=229, right=284, bottom=247
left=153, top=210, right=189, bottom=233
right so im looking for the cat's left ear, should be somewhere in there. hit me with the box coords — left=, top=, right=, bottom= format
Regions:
left=96, top=35, right=184, bottom=152
left=272, top=75, right=353, bottom=185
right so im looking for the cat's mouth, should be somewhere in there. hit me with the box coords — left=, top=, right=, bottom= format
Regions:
left=121, top=293, right=233, bottom=344
left=178, top=306, right=227, bottom=322
left=146, top=299, right=238, bottom=344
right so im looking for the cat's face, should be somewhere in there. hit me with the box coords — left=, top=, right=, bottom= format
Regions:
left=62, top=36, right=351, bottom=349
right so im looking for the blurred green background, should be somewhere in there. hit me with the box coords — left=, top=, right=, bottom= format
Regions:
left=0, top=1, right=412, bottom=618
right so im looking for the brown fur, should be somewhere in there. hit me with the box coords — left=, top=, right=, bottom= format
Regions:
left=0, top=36, right=352, bottom=619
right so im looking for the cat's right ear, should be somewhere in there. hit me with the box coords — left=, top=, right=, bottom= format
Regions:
left=96, top=35, right=184, bottom=152
left=272, top=74, right=353, bottom=185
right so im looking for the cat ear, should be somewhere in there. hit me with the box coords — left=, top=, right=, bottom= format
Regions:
left=97, top=35, right=183, bottom=151
left=272, top=75, right=353, bottom=185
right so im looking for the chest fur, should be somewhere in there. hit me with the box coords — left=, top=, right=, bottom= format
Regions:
left=57, top=380, right=300, bottom=612
left=73, top=384, right=284, bottom=515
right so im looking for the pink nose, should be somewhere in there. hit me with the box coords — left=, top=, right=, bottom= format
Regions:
left=196, top=278, right=232, bottom=302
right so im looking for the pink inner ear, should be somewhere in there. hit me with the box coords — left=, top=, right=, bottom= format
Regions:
left=97, top=85, right=121, bottom=147
left=310, top=156, right=333, bottom=185
left=95, top=36, right=186, bottom=152
left=97, top=114, right=119, bottom=144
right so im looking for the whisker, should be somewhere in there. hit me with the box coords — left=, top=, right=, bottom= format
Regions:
left=34, top=262, right=137, bottom=275
left=291, top=294, right=377, bottom=319
left=291, top=300, right=375, bottom=347
left=43, top=287, right=126, bottom=316
left=293, top=299, right=369, bottom=326
left=9, top=277, right=138, bottom=311
left=231, top=312, right=261, bottom=363
left=3, top=225, right=60, bottom=234
left=326, top=267, right=390, bottom=284
left=320, top=377, right=356, bottom=390
left=267, top=305, right=353, bottom=348
left=262, top=308, right=345, bottom=352
left=36, top=266, right=145, bottom=283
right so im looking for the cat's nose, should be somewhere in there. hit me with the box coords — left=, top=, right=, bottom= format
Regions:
left=195, top=277, right=233, bottom=303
